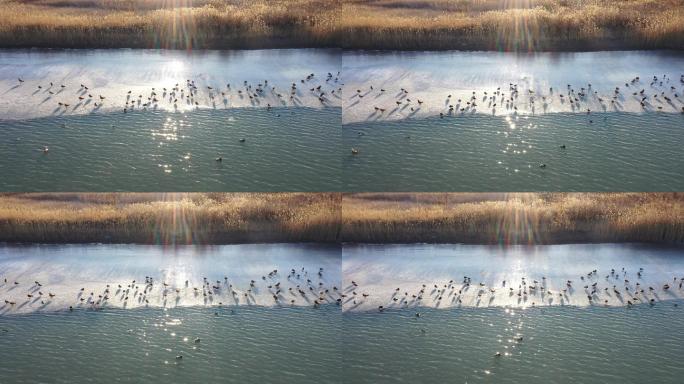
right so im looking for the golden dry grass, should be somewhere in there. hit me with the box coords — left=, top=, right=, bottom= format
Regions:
left=340, top=0, right=684, bottom=50
left=0, top=193, right=341, bottom=244
left=0, top=0, right=340, bottom=48
left=0, top=0, right=682, bottom=49
left=1, top=193, right=681, bottom=244
left=341, top=193, right=684, bottom=244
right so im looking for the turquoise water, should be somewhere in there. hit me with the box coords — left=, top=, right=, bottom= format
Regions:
left=0, top=305, right=341, bottom=384
left=342, top=244, right=684, bottom=383
left=343, top=112, right=684, bottom=191
left=0, top=107, right=342, bottom=191
left=5, top=298, right=683, bottom=384
left=1, top=243, right=683, bottom=382
left=1, top=49, right=683, bottom=192
left=4, top=108, right=681, bottom=192
left=342, top=302, right=684, bottom=384
left=0, top=243, right=342, bottom=383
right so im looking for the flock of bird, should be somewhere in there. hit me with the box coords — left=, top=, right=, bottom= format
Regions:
left=14, top=72, right=342, bottom=160
left=6, top=265, right=678, bottom=313
left=345, top=266, right=684, bottom=360
left=0, top=266, right=341, bottom=314
left=18, top=72, right=683, bottom=122
left=346, top=73, right=684, bottom=159
left=344, top=267, right=684, bottom=312
left=16, top=71, right=342, bottom=116
left=13, top=73, right=684, bottom=167
left=347, top=74, right=684, bottom=121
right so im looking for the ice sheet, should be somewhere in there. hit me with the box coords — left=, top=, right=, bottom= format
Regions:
left=343, top=50, right=684, bottom=123
left=0, top=243, right=341, bottom=314
left=342, top=243, right=684, bottom=311
left=0, top=49, right=341, bottom=120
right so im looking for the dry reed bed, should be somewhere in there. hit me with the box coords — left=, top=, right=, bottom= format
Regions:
left=341, top=193, right=684, bottom=244
left=0, top=193, right=341, bottom=244
left=0, top=0, right=340, bottom=48
left=0, top=0, right=682, bottom=49
left=0, top=193, right=681, bottom=245
left=340, top=0, right=684, bottom=50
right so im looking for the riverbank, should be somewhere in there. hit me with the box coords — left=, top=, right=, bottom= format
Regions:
left=1, top=0, right=683, bottom=50
left=0, top=193, right=341, bottom=244
left=341, top=193, right=684, bottom=244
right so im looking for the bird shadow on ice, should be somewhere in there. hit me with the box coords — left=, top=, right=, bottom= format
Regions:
left=346, top=99, right=360, bottom=108
left=3, top=84, right=21, bottom=94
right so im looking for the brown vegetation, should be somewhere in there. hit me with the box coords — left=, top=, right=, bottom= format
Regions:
left=0, top=0, right=682, bottom=50
left=340, top=0, right=684, bottom=50
left=0, top=0, right=340, bottom=49
left=0, top=193, right=681, bottom=245
left=341, top=193, right=684, bottom=244
left=0, top=193, right=341, bottom=244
